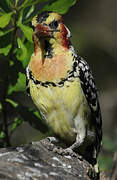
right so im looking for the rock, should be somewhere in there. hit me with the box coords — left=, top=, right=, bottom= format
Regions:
left=0, top=138, right=101, bottom=180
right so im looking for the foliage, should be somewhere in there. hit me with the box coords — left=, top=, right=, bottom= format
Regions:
left=99, top=133, right=117, bottom=171
left=0, top=0, right=77, bottom=147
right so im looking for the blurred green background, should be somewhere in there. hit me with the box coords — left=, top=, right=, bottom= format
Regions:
left=0, top=0, right=117, bottom=172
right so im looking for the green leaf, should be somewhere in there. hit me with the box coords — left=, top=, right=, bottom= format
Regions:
left=0, top=131, right=5, bottom=139
left=17, top=38, right=28, bottom=67
left=10, top=60, right=14, bottom=66
left=0, top=1, right=11, bottom=12
left=16, top=39, right=33, bottom=68
left=0, top=103, right=2, bottom=112
left=24, top=41, right=33, bottom=66
left=17, top=9, right=23, bottom=24
left=18, top=23, right=33, bottom=42
left=0, top=12, right=13, bottom=28
left=6, top=98, right=18, bottom=108
left=0, top=7, right=5, bottom=16
left=5, top=0, right=13, bottom=8
left=41, top=0, right=77, bottom=14
left=11, top=117, right=23, bottom=132
left=0, top=44, right=12, bottom=56
left=8, top=72, right=26, bottom=95
left=19, top=0, right=31, bottom=9
left=25, top=5, right=34, bottom=19
left=0, top=29, right=12, bottom=48
left=0, top=30, right=4, bottom=36
left=19, top=0, right=47, bottom=10
left=15, top=0, right=20, bottom=6
left=29, top=108, right=42, bottom=119
left=0, top=28, right=13, bottom=37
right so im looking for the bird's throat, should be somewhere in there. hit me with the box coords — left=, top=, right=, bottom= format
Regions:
left=30, top=36, right=72, bottom=82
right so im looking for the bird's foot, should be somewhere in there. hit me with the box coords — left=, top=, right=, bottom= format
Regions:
left=45, top=137, right=83, bottom=159
left=63, top=147, right=83, bottom=160
left=53, top=147, right=77, bottom=157
left=45, top=137, right=76, bottom=157
left=44, top=137, right=60, bottom=151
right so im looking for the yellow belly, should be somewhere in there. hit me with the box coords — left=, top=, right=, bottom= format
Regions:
left=29, top=78, right=89, bottom=144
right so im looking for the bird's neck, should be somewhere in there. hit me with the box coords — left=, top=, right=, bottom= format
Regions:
left=30, top=36, right=73, bottom=82
left=33, top=34, right=70, bottom=56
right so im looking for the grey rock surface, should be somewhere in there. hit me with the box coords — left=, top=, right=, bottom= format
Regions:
left=0, top=138, right=99, bottom=180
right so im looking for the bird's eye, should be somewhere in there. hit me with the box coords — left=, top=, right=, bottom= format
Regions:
left=49, top=20, right=58, bottom=29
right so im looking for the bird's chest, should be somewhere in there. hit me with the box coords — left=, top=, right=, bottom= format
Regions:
left=29, top=78, right=85, bottom=143
left=30, top=49, right=73, bottom=82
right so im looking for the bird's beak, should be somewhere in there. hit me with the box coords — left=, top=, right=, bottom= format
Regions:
left=34, top=24, right=52, bottom=38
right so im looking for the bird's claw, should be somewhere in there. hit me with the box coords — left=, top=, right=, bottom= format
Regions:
left=53, top=147, right=77, bottom=157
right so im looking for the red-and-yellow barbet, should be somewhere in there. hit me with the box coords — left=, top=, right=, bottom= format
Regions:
left=26, top=11, right=102, bottom=177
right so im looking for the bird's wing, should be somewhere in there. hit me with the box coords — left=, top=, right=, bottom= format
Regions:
left=77, top=57, right=102, bottom=152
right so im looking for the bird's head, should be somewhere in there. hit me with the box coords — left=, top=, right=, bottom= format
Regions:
left=32, top=11, right=71, bottom=48
left=29, top=12, right=72, bottom=82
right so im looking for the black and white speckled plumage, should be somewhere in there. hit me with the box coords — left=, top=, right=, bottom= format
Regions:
left=77, top=57, right=102, bottom=154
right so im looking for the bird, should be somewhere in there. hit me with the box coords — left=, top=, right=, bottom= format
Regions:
left=26, top=11, right=102, bottom=176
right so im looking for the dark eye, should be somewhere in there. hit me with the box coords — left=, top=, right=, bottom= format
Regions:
left=49, top=20, right=58, bottom=29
